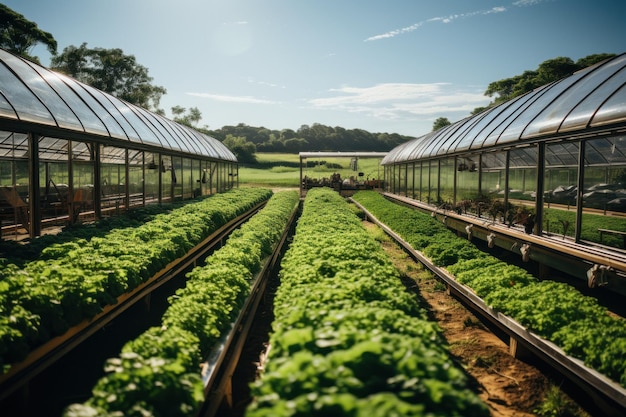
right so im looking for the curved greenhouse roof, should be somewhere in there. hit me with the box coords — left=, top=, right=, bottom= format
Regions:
left=382, top=53, right=626, bottom=165
left=0, top=48, right=236, bottom=162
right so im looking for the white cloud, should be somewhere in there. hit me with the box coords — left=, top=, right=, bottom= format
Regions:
left=513, top=0, right=545, bottom=6
left=365, top=6, right=507, bottom=41
left=246, top=77, right=286, bottom=89
left=187, top=92, right=278, bottom=105
left=308, top=83, right=489, bottom=121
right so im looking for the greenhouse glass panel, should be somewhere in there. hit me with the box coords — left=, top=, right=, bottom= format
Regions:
left=161, top=155, right=173, bottom=203
left=71, top=158, right=95, bottom=223
left=157, top=118, right=190, bottom=151
left=523, top=60, right=625, bottom=138
left=480, top=87, right=549, bottom=149
left=132, top=107, right=172, bottom=150
left=428, top=160, right=438, bottom=205
left=174, top=124, right=202, bottom=155
left=0, top=61, right=55, bottom=125
left=543, top=142, right=578, bottom=239
left=38, top=137, right=69, bottom=161
left=60, top=77, right=128, bottom=139
left=81, top=84, right=139, bottom=142
left=450, top=108, right=498, bottom=153
left=0, top=92, right=17, bottom=120
left=0, top=132, right=28, bottom=159
left=431, top=122, right=465, bottom=156
left=191, top=159, right=200, bottom=198
left=581, top=135, right=626, bottom=248
left=33, top=69, right=109, bottom=135
left=545, top=141, right=579, bottom=166
left=107, top=96, right=161, bottom=146
left=456, top=155, right=480, bottom=204
left=129, top=152, right=144, bottom=207
left=508, top=147, right=537, bottom=203
left=591, top=83, right=626, bottom=128
left=0, top=159, right=12, bottom=186
left=181, top=157, right=193, bottom=199
left=562, top=69, right=626, bottom=132
left=412, top=132, right=440, bottom=160
left=481, top=151, right=506, bottom=202
left=41, top=158, right=69, bottom=224
left=100, top=146, right=126, bottom=214
left=196, top=136, right=219, bottom=158
left=499, top=73, right=586, bottom=144
left=439, top=158, right=455, bottom=203
left=183, top=129, right=205, bottom=155
left=145, top=152, right=160, bottom=203
left=100, top=144, right=126, bottom=164
left=72, top=141, right=93, bottom=162
left=406, top=163, right=415, bottom=199
left=0, top=50, right=82, bottom=130
left=585, top=136, right=626, bottom=165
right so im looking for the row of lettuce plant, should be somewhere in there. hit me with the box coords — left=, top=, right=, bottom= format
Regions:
left=246, top=188, right=489, bottom=416
left=0, top=187, right=272, bottom=374
left=0, top=203, right=182, bottom=267
left=63, top=190, right=300, bottom=417
left=351, top=190, right=626, bottom=388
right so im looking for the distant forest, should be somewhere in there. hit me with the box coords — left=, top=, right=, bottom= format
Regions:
left=206, top=123, right=413, bottom=153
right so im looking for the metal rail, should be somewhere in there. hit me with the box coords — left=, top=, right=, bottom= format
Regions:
left=350, top=197, right=626, bottom=417
left=0, top=201, right=267, bottom=401
left=197, top=201, right=299, bottom=417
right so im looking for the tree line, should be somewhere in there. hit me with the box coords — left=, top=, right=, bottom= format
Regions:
left=207, top=123, right=411, bottom=163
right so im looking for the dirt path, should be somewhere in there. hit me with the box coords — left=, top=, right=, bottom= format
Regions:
left=364, top=220, right=589, bottom=417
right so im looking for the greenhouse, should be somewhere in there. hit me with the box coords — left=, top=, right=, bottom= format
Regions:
left=0, top=48, right=238, bottom=241
left=381, top=53, right=626, bottom=289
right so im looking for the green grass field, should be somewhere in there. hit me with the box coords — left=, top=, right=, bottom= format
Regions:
left=238, top=152, right=385, bottom=187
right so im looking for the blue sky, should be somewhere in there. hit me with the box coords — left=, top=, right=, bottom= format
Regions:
left=4, top=0, right=625, bottom=137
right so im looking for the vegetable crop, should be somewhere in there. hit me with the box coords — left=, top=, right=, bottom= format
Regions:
left=246, top=188, right=489, bottom=416
left=64, top=190, right=300, bottom=417
left=0, top=188, right=272, bottom=373
left=352, top=190, right=626, bottom=388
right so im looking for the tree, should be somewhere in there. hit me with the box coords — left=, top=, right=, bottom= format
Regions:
left=482, top=53, right=616, bottom=108
left=0, top=4, right=57, bottom=63
left=433, top=117, right=451, bottom=131
left=223, top=134, right=257, bottom=163
left=50, top=43, right=166, bottom=111
left=171, top=105, right=203, bottom=128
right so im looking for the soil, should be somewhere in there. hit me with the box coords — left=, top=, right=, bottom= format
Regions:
left=364, top=220, right=590, bottom=417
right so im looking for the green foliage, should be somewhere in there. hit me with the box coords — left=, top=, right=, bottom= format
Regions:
left=0, top=4, right=57, bottom=62
left=483, top=54, right=616, bottom=107
left=433, top=117, right=451, bottom=131
left=50, top=42, right=166, bottom=111
left=0, top=188, right=272, bottom=373
left=64, top=190, right=299, bottom=416
left=247, top=188, right=489, bottom=416
left=534, top=385, right=585, bottom=417
left=353, top=190, right=626, bottom=389
left=224, top=134, right=257, bottom=164
left=208, top=123, right=412, bottom=153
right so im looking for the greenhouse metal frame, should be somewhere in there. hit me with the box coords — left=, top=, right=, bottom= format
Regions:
left=0, top=49, right=238, bottom=241
left=382, top=53, right=626, bottom=262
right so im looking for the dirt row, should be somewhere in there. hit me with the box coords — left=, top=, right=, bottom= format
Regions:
left=366, top=220, right=590, bottom=417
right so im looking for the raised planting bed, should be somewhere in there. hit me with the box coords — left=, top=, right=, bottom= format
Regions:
left=0, top=188, right=273, bottom=376
left=351, top=190, right=626, bottom=392
left=63, top=190, right=300, bottom=417
left=246, top=188, right=490, bottom=416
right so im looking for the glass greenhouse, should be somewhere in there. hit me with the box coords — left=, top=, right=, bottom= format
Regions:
left=0, top=49, right=238, bottom=241
left=382, top=53, right=626, bottom=277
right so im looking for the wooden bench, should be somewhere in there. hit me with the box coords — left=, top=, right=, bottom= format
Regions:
left=598, top=228, right=626, bottom=247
